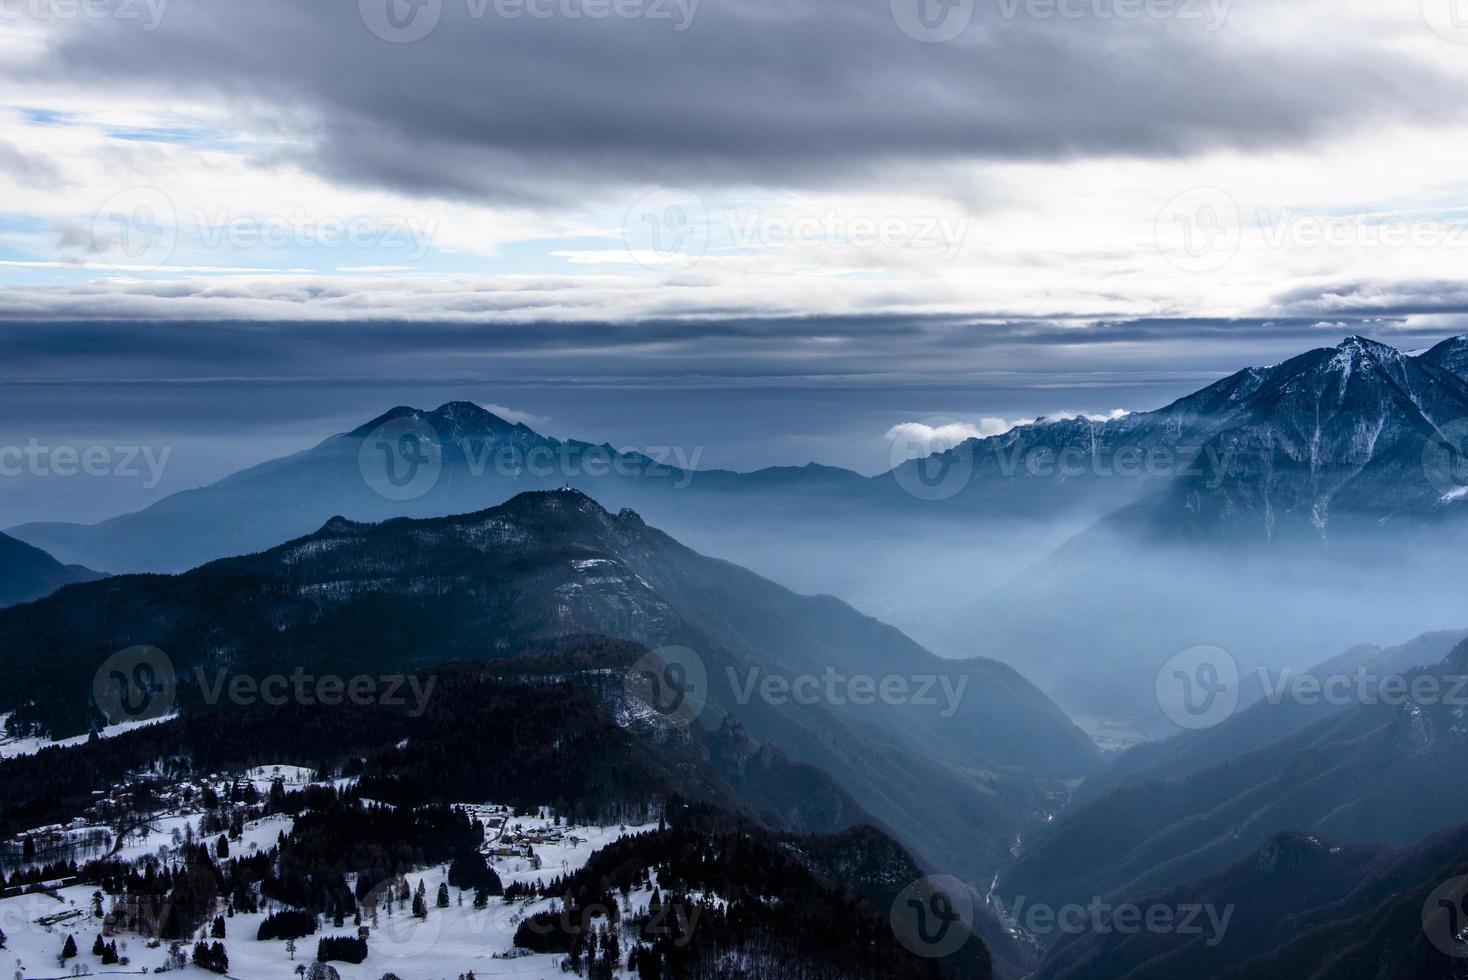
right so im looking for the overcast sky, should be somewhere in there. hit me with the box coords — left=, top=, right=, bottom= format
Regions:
left=3, top=0, right=1468, bottom=522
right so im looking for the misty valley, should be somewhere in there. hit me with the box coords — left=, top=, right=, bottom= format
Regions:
left=0, top=334, right=1465, bottom=978
left=6, top=1, right=1468, bottom=975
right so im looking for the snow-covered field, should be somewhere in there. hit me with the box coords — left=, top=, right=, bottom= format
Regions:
left=0, top=803, right=660, bottom=979
left=0, top=714, right=177, bottom=760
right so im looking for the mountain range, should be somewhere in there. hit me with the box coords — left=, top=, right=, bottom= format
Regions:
left=0, top=488, right=1098, bottom=899
left=1033, top=819, right=1468, bottom=980
left=13, top=336, right=1468, bottom=571
left=6, top=333, right=1467, bottom=735
left=999, top=637, right=1468, bottom=915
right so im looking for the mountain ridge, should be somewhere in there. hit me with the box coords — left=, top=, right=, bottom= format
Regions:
left=0, top=531, right=102, bottom=608
left=0, top=487, right=1099, bottom=890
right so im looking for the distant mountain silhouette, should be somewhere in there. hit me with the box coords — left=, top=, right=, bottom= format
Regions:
left=0, top=531, right=101, bottom=607
left=1033, top=820, right=1468, bottom=979
left=11, top=336, right=1467, bottom=733
left=1000, top=639, right=1468, bottom=913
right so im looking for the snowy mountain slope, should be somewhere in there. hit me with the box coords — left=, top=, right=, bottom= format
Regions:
left=0, top=489, right=1098, bottom=890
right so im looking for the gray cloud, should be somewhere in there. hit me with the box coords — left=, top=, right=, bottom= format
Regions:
left=16, top=0, right=1460, bottom=204
left=0, top=138, right=64, bottom=191
left=0, top=312, right=1453, bottom=392
left=1271, top=279, right=1468, bottom=320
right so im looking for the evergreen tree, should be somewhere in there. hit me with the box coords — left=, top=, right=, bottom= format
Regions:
left=436, top=882, right=450, bottom=909
left=61, top=934, right=78, bottom=960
